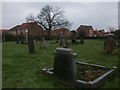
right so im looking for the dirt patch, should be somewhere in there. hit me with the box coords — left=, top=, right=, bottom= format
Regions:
left=77, top=64, right=108, bottom=82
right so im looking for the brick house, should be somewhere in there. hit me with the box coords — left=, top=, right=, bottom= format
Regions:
left=76, top=25, right=94, bottom=38
left=44, top=28, right=70, bottom=39
left=93, top=30, right=104, bottom=37
left=9, top=22, right=44, bottom=37
left=55, top=28, right=70, bottom=38
left=0, top=29, right=11, bottom=41
left=9, top=22, right=44, bottom=43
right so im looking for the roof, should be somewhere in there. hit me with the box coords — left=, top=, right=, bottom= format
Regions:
left=77, top=25, right=93, bottom=31
left=9, top=22, right=42, bottom=31
left=50, top=28, right=70, bottom=36
left=9, top=25, right=21, bottom=31
left=94, top=30, right=103, bottom=36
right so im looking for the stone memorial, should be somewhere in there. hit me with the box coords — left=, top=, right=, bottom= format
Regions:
left=71, top=30, right=76, bottom=44
left=40, top=37, right=46, bottom=49
left=79, top=29, right=86, bottom=44
left=104, top=37, right=117, bottom=54
left=28, top=35, right=35, bottom=54
left=42, top=48, right=117, bottom=88
left=59, top=32, right=68, bottom=48
left=53, top=48, right=77, bottom=84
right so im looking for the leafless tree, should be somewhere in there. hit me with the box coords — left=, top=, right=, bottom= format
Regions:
left=26, top=13, right=35, bottom=22
left=108, top=26, right=116, bottom=33
left=26, top=5, right=72, bottom=39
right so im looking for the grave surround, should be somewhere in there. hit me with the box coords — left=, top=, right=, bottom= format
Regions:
left=42, top=48, right=117, bottom=88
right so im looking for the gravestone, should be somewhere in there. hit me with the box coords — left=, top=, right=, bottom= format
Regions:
left=2, top=36, right=5, bottom=42
left=16, top=36, right=19, bottom=44
left=71, top=30, right=76, bottom=44
left=28, top=35, right=35, bottom=53
left=53, top=48, right=77, bottom=83
left=79, top=29, right=86, bottom=44
left=104, top=37, right=117, bottom=54
left=59, top=32, right=68, bottom=48
left=40, top=37, right=46, bottom=49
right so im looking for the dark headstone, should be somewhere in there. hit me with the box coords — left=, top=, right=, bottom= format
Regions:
left=53, top=48, right=77, bottom=83
left=16, top=36, right=19, bottom=44
left=79, top=29, right=86, bottom=44
left=28, top=35, right=35, bottom=54
left=71, top=30, right=76, bottom=44
left=2, top=36, right=5, bottom=42
left=104, top=37, right=117, bottom=54
left=80, top=37, right=84, bottom=44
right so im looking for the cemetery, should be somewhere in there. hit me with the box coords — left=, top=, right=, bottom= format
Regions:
left=1, top=4, right=119, bottom=89
left=2, top=38, right=119, bottom=88
left=42, top=48, right=117, bottom=88
left=2, top=24, right=119, bottom=88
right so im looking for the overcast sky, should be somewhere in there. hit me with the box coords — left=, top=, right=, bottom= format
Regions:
left=1, top=1, right=118, bottom=31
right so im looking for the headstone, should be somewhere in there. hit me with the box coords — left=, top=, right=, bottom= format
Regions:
left=104, top=37, right=117, bottom=54
left=40, top=37, right=46, bottom=49
left=2, top=36, right=5, bottom=42
left=20, top=35, right=26, bottom=44
left=53, top=48, right=77, bottom=83
left=80, top=37, right=84, bottom=44
left=71, top=31, right=76, bottom=44
left=16, top=36, right=19, bottom=44
left=28, top=35, right=35, bottom=53
left=79, top=30, right=86, bottom=44
left=59, top=32, right=68, bottom=48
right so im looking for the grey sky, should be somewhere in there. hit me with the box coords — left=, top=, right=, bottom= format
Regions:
left=1, top=2, right=118, bottom=31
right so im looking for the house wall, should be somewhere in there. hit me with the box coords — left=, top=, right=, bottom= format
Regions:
left=76, top=25, right=94, bottom=38
left=9, top=22, right=44, bottom=37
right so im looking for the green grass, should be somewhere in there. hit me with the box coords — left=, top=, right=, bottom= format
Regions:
left=0, top=42, right=2, bottom=89
left=2, top=39, right=119, bottom=88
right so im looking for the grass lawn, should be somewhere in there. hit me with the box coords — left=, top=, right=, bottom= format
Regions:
left=2, top=39, right=119, bottom=88
left=0, top=42, right=2, bottom=89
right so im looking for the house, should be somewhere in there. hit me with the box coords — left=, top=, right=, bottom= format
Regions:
left=8, top=22, right=44, bottom=43
left=51, top=28, right=70, bottom=39
left=0, top=29, right=10, bottom=41
left=93, top=30, right=104, bottom=37
left=9, top=22, right=44, bottom=37
left=43, top=28, right=70, bottom=39
left=113, top=29, right=120, bottom=38
left=76, top=25, right=94, bottom=38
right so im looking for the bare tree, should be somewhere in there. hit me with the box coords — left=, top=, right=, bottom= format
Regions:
left=108, top=26, right=116, bottom=33
left=26, top=5, right=72, bottom=39
left=26, top=13, right=35, bottom=23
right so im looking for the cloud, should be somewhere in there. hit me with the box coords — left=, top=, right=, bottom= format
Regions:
left=2, top=0, right=120, bottom=2
left=1, top=2, right=118, bottom=30
left=0, top=2, right=2, bottom=28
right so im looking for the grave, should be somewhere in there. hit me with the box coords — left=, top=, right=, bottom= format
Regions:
left=71, top=30, right=77, bottom=44
left=79, top=29, right=86, bottom=44
left=53, top=48, right=77, bottom=85
left=28, top=35, right=35, bottom=53
left=42, top=48, right=117, bottom=88
left=104, top=37, right=117, bottom=54
left=59, top=32, right=68, bottom=48
left=40, top=37, right=46, bottom=49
